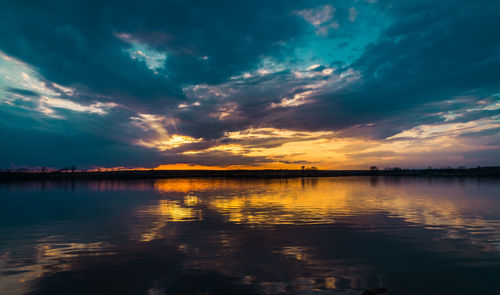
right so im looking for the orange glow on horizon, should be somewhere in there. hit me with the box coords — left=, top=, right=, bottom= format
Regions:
left=89, top=117, right=499, bottom=171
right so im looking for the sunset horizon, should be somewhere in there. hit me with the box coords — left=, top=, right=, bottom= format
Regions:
left=1, top=1, right=500, bottom=295
left=1, top=0, right=498, bottom=170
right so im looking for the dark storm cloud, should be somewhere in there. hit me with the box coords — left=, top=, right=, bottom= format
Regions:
left=0, top=0, right=499, bottom=168
left=175, top=70, right=298, bottom=139
left=0, top=0, right=307, bottom=109
left=210, top=0, right=498, bottom=140
left=272, top=0, right=500, bottom=136
left=5, top=87, right=40, bottom=97
left=0, top=0, right=312, bottom=167
left=173, top=0, right=500, bottom=140
left=0, top=107, right=163, bottom=168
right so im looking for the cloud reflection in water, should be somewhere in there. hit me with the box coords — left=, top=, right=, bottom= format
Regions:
left=1, top=177, right=500, bottom=295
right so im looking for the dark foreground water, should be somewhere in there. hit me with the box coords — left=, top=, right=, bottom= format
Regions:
left=1, top=177, right=500, bottom=295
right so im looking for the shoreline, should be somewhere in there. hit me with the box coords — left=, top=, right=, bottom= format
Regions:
left=1, top=167, right=499, bottom=181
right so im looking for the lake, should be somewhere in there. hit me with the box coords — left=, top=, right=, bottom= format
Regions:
left=1, top=177, right=500, bottom=295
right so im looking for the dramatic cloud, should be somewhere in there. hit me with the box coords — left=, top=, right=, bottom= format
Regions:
left=0, top=0, right=499, bottom=169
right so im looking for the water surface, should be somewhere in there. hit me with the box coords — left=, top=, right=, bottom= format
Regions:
left=1, top=177, right=500, bottom=295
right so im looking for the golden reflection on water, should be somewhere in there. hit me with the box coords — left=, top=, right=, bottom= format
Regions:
left=140, top=199, right=201, bottom=221
left=154, top=178, right=252, bottom=194
left=281, top=246, right=310, bottom=261
left=37, top=242, right=113, bottom=259
left=147, top=178, right=494, bottom=227
left=137, top=198, right=202, bottom=241
left=208, top=186, right=351, bottom=225
left=138, top=178, right=500, bottom=249
left=2, top=177, right=500, bottom=295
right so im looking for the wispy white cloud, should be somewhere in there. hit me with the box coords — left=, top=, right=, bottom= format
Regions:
left=349, top=7, right=358, bottom=22
left=272, top=67, right=360, bottom=108
left=38, top=97, right=117, bottom=117
left=296, top=5, right=339, bottom=36
left=1, top=51, right=117, bottom=118
left=116, top=33, right=167, bottom=72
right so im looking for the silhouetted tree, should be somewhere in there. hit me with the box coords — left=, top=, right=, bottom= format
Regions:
left=71, top=165, right=76, bottom=172
left=59, top=166, right=69, bottom=172
left=301, top=166, right=305, bottom=170
left=370, top=166, right=378, bottom=171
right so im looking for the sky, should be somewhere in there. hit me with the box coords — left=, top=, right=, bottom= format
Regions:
left=0, top=0, right=499, bottom=170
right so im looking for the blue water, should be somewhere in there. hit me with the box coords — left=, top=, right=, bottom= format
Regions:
left=1, top=177, right=500, bottom=295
